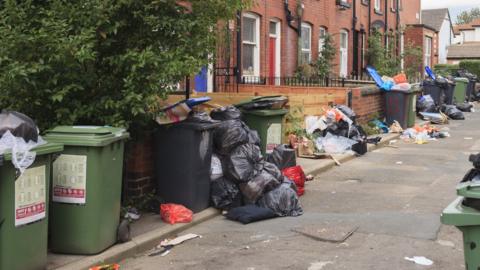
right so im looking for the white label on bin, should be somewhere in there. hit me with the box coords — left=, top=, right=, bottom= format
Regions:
left=412, top=95, right=417, bottom=112
left=15, top=166, right=46, bottom=227
left=52, top=155, right=87, bottom=204
left=266, top=123, right=282, bottom=154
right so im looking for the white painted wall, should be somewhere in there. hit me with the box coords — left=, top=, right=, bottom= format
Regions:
left=463, top=30, right=476, bottom=42
left=453, top=33, right=463, bottom=44
left=476, top=27, right=480, bottom=41
left=438, top=14, right=453, bottom=64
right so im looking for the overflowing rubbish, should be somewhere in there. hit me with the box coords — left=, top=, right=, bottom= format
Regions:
left=209, top=106, right=303, bottom=219
left=149, top=234, right=201, bottom=257
left=282, top=166, right=306, bottom=196
left=456, top=102, right=473, bottom=112
left=404, top=256, right=434, bottom=266
left=400, top=124, right=450, bottom=144
left=418, top=112, right=448, bottom=125
left=315, top=133, right=357, bottom=154
left=160, top=204, right=193, bottom=225
left=257, top=181, right=304, bottom=217
left=441, top=104, right=465, bottom=120
left=0, top=111, right=45, bottom=174
left=266, top=144, right=297, bottom=170
left=225, top=205, right=277, bottom=224
left=416, top=95, right=437, bottom=113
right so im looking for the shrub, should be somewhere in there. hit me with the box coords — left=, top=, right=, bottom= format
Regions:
left=434, top=64, right=460, bottom=77
left=0, top=0, right=249, bottom=131
left=459, top=60, right=480, bottom=79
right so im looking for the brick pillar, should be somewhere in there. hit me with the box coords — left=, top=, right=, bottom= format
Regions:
left=123, top=132, right=155, bottom=200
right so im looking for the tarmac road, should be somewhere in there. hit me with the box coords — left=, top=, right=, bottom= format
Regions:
left=121, top=109, right=480, bottom=270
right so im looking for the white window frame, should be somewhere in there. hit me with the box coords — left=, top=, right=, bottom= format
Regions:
left=300, top=23, right=312, bottom=64
left=390, top=0, right=396, bottom=11
left=269, top=19, right=281, bottom=82
left=424, top=36, right=432, bottom=68
left=339, top=30, right=349, bottom=77
left=400, top=33, right=405, bottom=70
left=319, top=27, right=327, bottom=55
left=242, top=13, right=260, bottom=78
left=374, top=0, right=381, bottom=11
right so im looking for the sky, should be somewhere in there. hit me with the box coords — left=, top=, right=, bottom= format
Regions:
left=422, top=0, right=480, bottom=23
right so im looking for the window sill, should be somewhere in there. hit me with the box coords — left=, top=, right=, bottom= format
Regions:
left=336, top=1, right=351, bottom=9
left=374, top=9, right=383, bottom=15
left=361, top=1, right=369, bottom=6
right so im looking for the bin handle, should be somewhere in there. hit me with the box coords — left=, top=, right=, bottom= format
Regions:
left=0, top=218, right=4, bottom=229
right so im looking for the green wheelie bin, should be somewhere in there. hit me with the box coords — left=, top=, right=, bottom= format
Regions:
left=0, top=143, right=63, bottom=270
left=45, top=126, right=129, bottom=255
left=454, top=77, right=469, bottom=104
left=241, top=109, right=288, bottom=155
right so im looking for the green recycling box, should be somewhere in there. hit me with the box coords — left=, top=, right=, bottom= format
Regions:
left=241, top=109, right=288, bottom=155
left=441, top=197, right=480, bottom=269
left=454, top=78, right=469, bottom=104
left=0, top=143, right=63, bottom=270
left=45, top=126, right=129, bottom=255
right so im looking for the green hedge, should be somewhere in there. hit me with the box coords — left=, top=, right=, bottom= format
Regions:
left=434, top=64, right=459, bottom=77
left=460, top=60, right=480, bottom=79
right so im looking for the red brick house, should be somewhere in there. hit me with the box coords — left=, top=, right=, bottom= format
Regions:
left=213, top=0, right=422, bottom=88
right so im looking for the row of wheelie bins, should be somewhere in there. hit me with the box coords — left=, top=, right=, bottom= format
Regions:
left=1, top=126, right=129, bottom=270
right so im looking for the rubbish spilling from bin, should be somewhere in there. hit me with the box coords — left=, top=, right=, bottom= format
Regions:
left=0, top=111, right=46, bottom=174
left=209, top=105, right=303, bottom=221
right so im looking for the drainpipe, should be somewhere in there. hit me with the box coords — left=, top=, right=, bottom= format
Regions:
left=284, top=0, right=299, bottom=33
left=352, top=0, right=359, bottom=76
left=384, top=0, right=388, bottom=46
left=236, top=11, right=242, bottom=83
left=296, top=1, right=304, bottom=67
left=368, top=0, right=372, bottom=33
left=396, top=0, right=400, bottom=56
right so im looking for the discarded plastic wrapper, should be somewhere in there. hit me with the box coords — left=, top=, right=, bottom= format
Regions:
left=305, top=115, right=327, bottom=134
left=404, top=256, right=433, bottom=266
left=0, top=130, right=46, bottom=175
left=210, top=154, right=223, bottom=180
left=419, top=112, right=448, bottom=125
left=0, top=110, right=39, bottom=142
left=89, top=264, right=120, bottom=270
left=149, top=234, right=201, bottom=257
left=315, top=133, right=357, bottom=154
left=160, top=204, right=193, bottom=225
left=156, top=102, right=191, bottom=125
left=389, top=121, right=403, bottom=133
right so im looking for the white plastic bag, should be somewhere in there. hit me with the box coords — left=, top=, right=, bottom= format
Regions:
left=0, top=130, right=45, bottom=175
left=210, top=154, right=223, bottom=180
left=315, top=133, right=357, bottom=154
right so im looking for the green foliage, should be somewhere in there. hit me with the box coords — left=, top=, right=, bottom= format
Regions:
left=402, top=41, right=423, bottom=82
left=314, top=33, right=337, bottom=78
left=0, top=0, right=249, bottom=131
left=459, top=60, right=480, bottom=78
left=367, top=30, right=401, bottom=77
left=456, top=7, right=480, bottom=24
left=434, top=64, right=460, bottom=77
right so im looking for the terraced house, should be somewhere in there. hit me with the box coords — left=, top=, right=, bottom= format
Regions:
left=203, top=0, right=424, bottom=93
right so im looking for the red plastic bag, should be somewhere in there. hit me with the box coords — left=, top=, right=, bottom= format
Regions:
left=160, top=204, right=193, bottom=225
left=282, top=166, right=306, bottom=196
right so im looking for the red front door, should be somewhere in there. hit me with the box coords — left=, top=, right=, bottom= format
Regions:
left=268, top=37, right=276, bottom=85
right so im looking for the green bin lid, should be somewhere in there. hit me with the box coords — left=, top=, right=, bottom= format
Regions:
left=457, top=181, right=480, bottom=199
left=44, top=126, right=130, bottom=147
left=241, top=109, right=289, bottom=116
left=441, top=197, right=480, bottom=226
left=455, top=77, right=469, bottom=83
left=3, top=142, right=64, bottom=161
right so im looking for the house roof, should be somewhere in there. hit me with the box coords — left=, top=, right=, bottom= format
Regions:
left=421, top=9, right=451, bottom=32
left=447, top=42, right=480, bottom=59
left=453, top=18, right=480, bottom=34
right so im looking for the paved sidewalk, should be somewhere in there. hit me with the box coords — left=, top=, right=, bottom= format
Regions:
left=119, top=110, right=480, bottom=269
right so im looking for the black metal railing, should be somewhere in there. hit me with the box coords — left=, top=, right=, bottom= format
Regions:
left=239, top=74, right=375, bottom=88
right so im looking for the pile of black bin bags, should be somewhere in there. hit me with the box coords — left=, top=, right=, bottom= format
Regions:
left=209, top=106, right=303, bottom=223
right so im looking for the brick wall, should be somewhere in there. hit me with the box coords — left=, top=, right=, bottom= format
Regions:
left=405, top=24, right=439, bottom=70
left=124, top=133, right=155, bottom=199
left=351, top=86, right=385, bottom=123
left=227, top=0, right=417, bottom=78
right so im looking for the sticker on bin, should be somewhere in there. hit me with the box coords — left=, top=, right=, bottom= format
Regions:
left=266, top=123, right=282, bottom=154
left=15, top=166, right=46, bottom=227
left=53, top=155, right=87, bottom=204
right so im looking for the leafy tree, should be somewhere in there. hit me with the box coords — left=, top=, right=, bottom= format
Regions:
left=0, top=0, right=249, bottom=131
left=314, top=33, right=337, bottom=78
left=402, top=42, right=423, bottom=82
left=367, top=30, right=400, bottom=77
left=456, top=7, right=480, bottom=24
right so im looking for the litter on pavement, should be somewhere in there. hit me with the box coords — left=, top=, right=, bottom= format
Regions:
left=149, top=234, right=201, bottom=257
left=404, top=256, right=434, bottom=266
